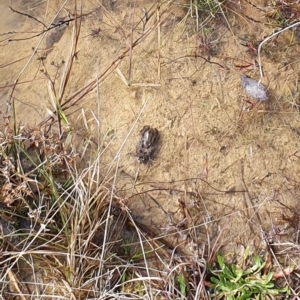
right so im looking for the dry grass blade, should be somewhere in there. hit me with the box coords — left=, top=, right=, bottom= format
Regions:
left=115, top=67, right=130, bottom=86
left=58, top=1, right=81, bottom=101
left=115, top=67, right=161, bottom=87
left=47, top=79, right=69, bottom=128
left=6, top=269, right=28, bottom=300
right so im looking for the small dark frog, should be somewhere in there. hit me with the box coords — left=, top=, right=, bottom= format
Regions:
left=140, top=125, right=159, bottom=148
left=136, top=125, right=160, bottom=164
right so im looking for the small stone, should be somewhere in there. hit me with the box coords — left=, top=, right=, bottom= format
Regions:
left=240, top=75, right=268, bottom=101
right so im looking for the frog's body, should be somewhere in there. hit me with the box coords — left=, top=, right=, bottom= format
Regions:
left=136, top=126, right=160, bottom=164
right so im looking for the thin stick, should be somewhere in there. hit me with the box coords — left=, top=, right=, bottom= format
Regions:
left=132, top=164, right=140, bottom=196
left=9, top=6, right=47, bottom=28
left=58, top=2, right=81, bottom=101
left=157, top=2, right=161, bottom=80
left=257, top=21, right=300, bottom=80
left=128, top=2, right=136, bottom=84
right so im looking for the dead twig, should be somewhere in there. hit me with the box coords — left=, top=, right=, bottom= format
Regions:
left=9, top=6, right=47, bottom=28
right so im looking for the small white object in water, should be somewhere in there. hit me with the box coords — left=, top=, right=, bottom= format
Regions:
left=240, top=75, right=268, bottom=101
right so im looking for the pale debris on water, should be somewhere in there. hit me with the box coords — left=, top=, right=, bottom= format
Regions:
left=240, top=75, right=268, bottom=101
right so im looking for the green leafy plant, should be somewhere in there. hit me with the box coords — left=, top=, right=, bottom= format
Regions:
left=209, top=253, right=289, bottom=300
left=177, top=272, right=187, bottom=298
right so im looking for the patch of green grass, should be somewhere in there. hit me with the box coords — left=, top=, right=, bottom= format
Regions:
left=192, top=0, right=225, bottom=17
left=208, top=253, right=290, bottom=299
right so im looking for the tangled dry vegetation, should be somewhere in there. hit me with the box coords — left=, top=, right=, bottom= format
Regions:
left=1, top=0, right=300, bottom=299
